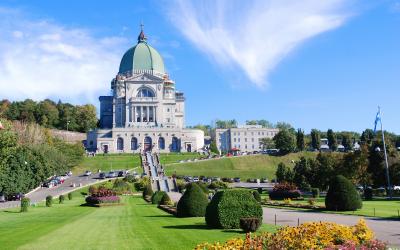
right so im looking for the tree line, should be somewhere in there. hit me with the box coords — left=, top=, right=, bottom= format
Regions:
left=0, top=99, right=97, bottom=133
left=0, top=119, right=85, bottom=195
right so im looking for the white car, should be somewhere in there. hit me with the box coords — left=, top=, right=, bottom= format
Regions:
left=84, top=171, right=92, bottom=176
left=394, top=186, right=400, bottom=191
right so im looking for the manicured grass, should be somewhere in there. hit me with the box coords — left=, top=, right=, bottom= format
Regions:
left=165, top=152, right=316, bottom=180
left=264, top=197, right=400, bottom=218
left=0, top=189, right=276, bottom=249
left=73, top=153, right=199, bottom=175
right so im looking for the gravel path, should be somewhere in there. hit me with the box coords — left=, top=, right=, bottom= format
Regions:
left=263, top=207, right=400, bottom=247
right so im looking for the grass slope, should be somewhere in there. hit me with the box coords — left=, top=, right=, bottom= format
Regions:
left=165, top=152, right=316, bottom=180
left=0, top=190, right=276, bottom=249
left=73, top=153, right=199, bottom=175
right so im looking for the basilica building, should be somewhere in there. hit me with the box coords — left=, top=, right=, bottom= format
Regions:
left=87, top=28, right=204, bottom=153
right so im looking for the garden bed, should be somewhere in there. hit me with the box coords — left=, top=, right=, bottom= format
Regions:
left=262, top=201, right=325, bottom=210
left=82, top=202, right=125, bottom=207
left=158, top=204, right=177, bottom=216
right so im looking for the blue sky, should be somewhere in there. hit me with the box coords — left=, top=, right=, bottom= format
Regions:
left=0, top=0, right=399, bottom=134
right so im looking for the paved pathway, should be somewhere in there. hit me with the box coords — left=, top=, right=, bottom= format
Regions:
left=263, top=207, right=400, bottom=247
left=0, top=173, right=113, bottom=210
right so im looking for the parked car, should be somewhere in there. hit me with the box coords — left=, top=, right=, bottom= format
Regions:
left=7, top=193, right=24, bottom=201
left=394, top=186, right=400, bottom=191
left=118, top=171, right=126, bottom=177
left=99, top=172, right=106, bottom=179
left=106, top=171, right=117, bottom=178
left=193, top=176, right=199, bottom=182
left=67, top=171, right=73, bottom=176
left=84, top=170, right=92, bottom=176
left=261, top=178, right=269, bottom=183
left=233, top=177, right=241, bottom=183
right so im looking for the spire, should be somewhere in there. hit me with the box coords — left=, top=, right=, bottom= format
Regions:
left=137, top=22, right=147, bottom=43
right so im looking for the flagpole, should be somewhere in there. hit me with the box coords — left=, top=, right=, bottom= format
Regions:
left=379, top=107, right=392, bottom=199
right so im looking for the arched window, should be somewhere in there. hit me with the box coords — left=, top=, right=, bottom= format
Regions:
left=137, top=87, right=155, bottom=97
left=144, top=136, right=152, bottom=152
left=131, top=137, right=138, bottom=150
left=117, top=138, right=124, bottom=151
left=158, top=137, right=165, bottom=150
left=171, top=137, right=180, bottom=152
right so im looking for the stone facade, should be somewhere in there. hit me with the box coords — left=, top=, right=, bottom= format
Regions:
left=87, top=29, right=204, bottom=153
left=215, top=125, right=279, bottom=153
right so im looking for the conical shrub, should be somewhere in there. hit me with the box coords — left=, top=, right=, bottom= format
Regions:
left=177, top=182, right=208, bottom=217
left=325, top=175, right=362, bottom=211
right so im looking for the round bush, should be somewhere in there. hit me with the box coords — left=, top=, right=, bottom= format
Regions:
left=325, top=175, right=362, bottom=211
left=142, top=183, right=153, bottom=199
left=205, top=189, right=263, bottom=229
left=151, top=191, right=167, bottom=204
left=240, top=217, right=262, bottom=232
left=160, top=192, right=172, bottom=206
left=68, top=192, right=73, bottom=200
left=46, top=195, right=53, bottom=207
left=197, top=182, right=209, bottom=194
left=177, top=182, right=208, bottom=217
left=20, top=197, right=30, bottom=212
left=59, top=195, right=65, bottom=204
left=252, top=190, right=261, bottom=202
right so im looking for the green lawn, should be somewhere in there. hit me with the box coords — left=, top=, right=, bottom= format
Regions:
left=264, top=197, right=400, bottom=218
left=165, top=152, right=316, bottom=180
left=0, top=189, right=276, bottom=249
left=73, top=153, right=199, bottom=175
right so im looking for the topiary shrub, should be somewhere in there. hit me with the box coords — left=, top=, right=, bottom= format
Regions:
left=142, top=183, right=153, bottom=199
left=177, top=182, right=208, bottom=217
left=68, top=192, right=73, bottom=200
left=46, top=195, right=53, bottom=207
left=59, top=195, right=65, bottom=204
left=113, top=179, right=133, bottom=194
left=205, top=189, right=263, bottom=229
left=252, top=190, right=261, bottom=202
left=240, top=217, right=262, bottom=232
left=325, top=175, right=362, bottom=211
left=151, top=191, right=167, bottom=204
left=160, top=192, right=172, bottom=206
left=20, top=197, right=30, bottom=212
left=257, top=187, right=263, bottom=194
left=197, top=182, right=209, bottom=194
left=364, top=187, right=373, bottom=200
left=311, top=188, right=320, bottom=198
left=208, top=181, right=228, bottom=190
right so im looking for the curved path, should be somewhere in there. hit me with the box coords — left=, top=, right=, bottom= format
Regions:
left=263, top=207, right=400, bottom=247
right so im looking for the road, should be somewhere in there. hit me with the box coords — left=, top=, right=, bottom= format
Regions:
left=263, top=207, right=400, bottom=247
left=0, top=173, right=112, bottom=210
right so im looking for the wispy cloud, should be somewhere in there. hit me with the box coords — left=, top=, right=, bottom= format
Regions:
left=166, top=0, right=354, bottom=87
left=0, top=8, right=128, bottom=104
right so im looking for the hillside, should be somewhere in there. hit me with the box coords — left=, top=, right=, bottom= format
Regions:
left=164, top=152, right=317, bottom=180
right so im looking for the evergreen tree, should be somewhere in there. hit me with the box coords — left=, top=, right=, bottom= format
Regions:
left=296, top=128, right=305, bottom=151
left=327, top=129, right=337, bottom=151
left=273, top=129, right=296, bottom=155
left=310, top=129, right=321, bottom=150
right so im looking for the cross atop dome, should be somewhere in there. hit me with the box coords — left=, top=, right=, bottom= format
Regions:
left=138, top=23, right=147, bottom=43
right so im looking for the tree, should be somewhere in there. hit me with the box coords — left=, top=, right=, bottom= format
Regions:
left=275, top=162, right=293, bottom=183
left=327, top=129, right=337, bottom=151
left=273, top=129, right=296, bottom=154
left=341, top=132, right=353, bottom=151
left=310, top=129, right=321, bottom=150
left=293, top=157, right=312, bottom=190
left=215, top=119, right=237, bottom=129
left=296, top=129, right=305, bottom=151
left=325, top=175, right=362, bottom=211
left=341, top=145, right=372, bottom=188
left=259, top=137, right=274, bottom=149
left=360, top=129, right=375, bottom=145
left=209, top=140, right=219, bottom=154
left=246, top=119, right=274, bottom=128
left=75, top=104, right=97, bottom=132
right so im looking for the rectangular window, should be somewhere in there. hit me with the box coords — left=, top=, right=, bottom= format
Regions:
left=238, top=138, right=240, bottom=142
left=245, top=138, right=247, bottom=142
left=244, top=132, right=247, bottom=136
left=251, top=138, right=254, bottom=142
left=234, top=138, right=236, bottom=142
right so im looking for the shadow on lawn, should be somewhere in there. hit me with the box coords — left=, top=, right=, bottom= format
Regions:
left=163, top=224, right=210, bottom=230
left=143, top=215, right=173, bottom=218
left=2, top=210, right=21, bottom=213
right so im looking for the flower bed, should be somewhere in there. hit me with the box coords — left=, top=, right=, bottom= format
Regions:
left=85, top=195, right=120, bottom=204
left=195, top=219, right=387, bottom=250
left=85, top=186, right=121, bottom=207
left=262, top=200, right=325, bottom=210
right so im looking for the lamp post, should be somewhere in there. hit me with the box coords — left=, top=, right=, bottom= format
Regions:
left=66, top=120, right=70, bottom=131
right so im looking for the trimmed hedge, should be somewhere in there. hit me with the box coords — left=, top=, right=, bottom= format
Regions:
left=151, top=191, right=167, bottom=205
left=160, top=192, right=172, bottom=206
left=68, top=192, right=73, bottom=200
left=325, top=175, right=362, bottom=211
left=142, top=183, right=153, bottom=199
left=46, top=195, right=53, bottom=207
left=240, top=217, right=262, bottom=232
left=205, top=189, right=263, bottom=229
left=20, top=197, right=30, bottom=212
left=268, top=190, right=301, bottom=200
left=59, top=195, right=65, bottom=204
left=252, top=190, right=261, bottom=202
left=177, top=182, right=208, bottom=217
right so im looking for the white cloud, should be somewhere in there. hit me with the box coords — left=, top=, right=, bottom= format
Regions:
left=167, top=0, right=354, bottom=87
left=0, top=8, right=128, bottom=104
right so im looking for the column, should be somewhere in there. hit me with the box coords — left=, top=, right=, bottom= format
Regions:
left=112, top=99, right=116, bottom=128
left=132, top=105, right=135, bottom=123
left=146, top=106, right=149, bottom=123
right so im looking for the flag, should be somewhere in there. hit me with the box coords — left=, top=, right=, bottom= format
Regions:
left=374, top=107, right=381, bottom=133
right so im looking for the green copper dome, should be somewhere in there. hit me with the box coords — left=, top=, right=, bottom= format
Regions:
left=118, top=29, right=165, bottom=74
